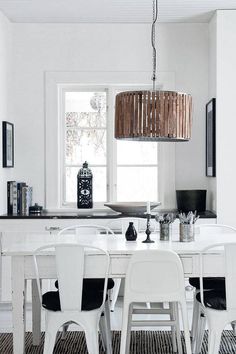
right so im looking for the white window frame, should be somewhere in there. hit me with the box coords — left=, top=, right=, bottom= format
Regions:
left=60, top=84, right=159, bottom=208
left=45, top=71, right=176, bottom=211
left=60, top=86, right=109, bottom=208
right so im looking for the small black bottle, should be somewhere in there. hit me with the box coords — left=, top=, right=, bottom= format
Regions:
left=125, top=222, right=137, bottom=241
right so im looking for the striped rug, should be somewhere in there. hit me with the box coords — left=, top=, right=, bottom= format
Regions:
left=1, top=330, right=236, bottom=353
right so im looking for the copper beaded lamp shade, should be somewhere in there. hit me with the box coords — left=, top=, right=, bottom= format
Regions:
left=115, top=90, right=192, bottom=141
left=115, top=1, right=193, bottom=142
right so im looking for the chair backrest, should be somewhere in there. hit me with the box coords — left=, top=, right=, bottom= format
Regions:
left=107, top=217, right=147, bottom=234
left=57, top=224, right=115, bottom=237
left=33, top=243, right=110, bottom=312
left=196, top=223, right=236, bottom=235
left=198, top=224, right=236, bottom=309
left=123, top=249, right=186, bottom=304
left=199, top=241, right=236, bottom=311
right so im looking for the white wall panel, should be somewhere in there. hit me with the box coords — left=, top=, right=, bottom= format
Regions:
left=7, top=23, right=208, bottom=210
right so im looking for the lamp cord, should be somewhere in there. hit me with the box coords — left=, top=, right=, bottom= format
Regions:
left=151, top=0, right=158, bottom=91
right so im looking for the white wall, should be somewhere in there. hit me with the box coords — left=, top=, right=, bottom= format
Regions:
left=8, top=22, right=209, bottom=210
left=215, top=10, right=236, bottom=225
left=172, top=25, right=209, bottom=197
left=0, top=12, right=12, bottom=214
left=207, top=14, right=217, bottom=212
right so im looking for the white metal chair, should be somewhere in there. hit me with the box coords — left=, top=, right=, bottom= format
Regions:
left=190, top=224, right=236, bottom=353
left=56, top=224, right=115, bottom=294
left=33, top=242, right=111, bottom=354
left=57, top=224, right=115, bottom=237
left=192, top=240, right=236, bottom=354
left=120, top=249, right=191, bottom=354
left=106, top=218, right=147, bottom=312
left=56, top=224, right=115, bottom=351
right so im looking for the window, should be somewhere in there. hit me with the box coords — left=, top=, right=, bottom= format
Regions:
left=61, top=86, right=158, bottom=207
left=64, top=90, right=107, bottom=204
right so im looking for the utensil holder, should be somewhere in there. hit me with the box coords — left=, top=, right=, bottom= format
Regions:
left=179, top=223, right=195, bottom=242
left=160, top=223, right=170, bottom=241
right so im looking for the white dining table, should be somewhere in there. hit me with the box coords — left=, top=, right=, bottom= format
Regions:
left=1, top=229, right=236, bottom=354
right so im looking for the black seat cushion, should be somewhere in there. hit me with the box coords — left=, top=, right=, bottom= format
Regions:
left=189, top=277, right=225, bottom=290
left=196, top=289, right=226, bottom=310
left=42, top=286, right=106, bottom=312
left=55, top=278, right=114, bottom=291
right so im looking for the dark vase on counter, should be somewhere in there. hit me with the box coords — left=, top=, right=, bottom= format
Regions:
left=125, top=222, right=137, bottom=241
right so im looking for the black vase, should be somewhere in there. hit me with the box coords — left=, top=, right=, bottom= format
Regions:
left=125, top=222, right=137, bottom=241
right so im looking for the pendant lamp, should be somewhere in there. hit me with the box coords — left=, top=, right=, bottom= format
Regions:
left=115, top=0, right=193, bottom=142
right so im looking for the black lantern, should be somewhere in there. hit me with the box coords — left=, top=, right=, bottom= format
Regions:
left=77, top=161, right=93, bottom=209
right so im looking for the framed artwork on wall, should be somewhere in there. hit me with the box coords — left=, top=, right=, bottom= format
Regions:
left=206, top=98, right=216, bottom=177
left=2, top=121, right=14, bottom=168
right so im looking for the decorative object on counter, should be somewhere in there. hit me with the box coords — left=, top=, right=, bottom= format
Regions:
left=29, top=203, right=43, bottom=215
left=115, top=0, right=192, bottom=142
left=142, top=204, right=155, bottom=243
left=104, top=201, right=161, bottom=215
left=125, top=222, right=138, bottom=241
left=2, top=121, right=14, bottom=167
left=77, top=161, right=93, bottom=209
left=179, top=211, right=199, bottom=242
left=176, top=190, right=206, bottom=213
left=206, top=98, right=216, bottom=177
left=155, top=213, right=176, bottom=241
left=7, top=181, right=33, bottom=215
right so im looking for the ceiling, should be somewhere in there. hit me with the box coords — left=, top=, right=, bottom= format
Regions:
left=0, top=0, right=236, bottom=23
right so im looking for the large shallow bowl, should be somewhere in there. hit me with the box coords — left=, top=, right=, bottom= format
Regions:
left=104, top=202, right=161, bottom=215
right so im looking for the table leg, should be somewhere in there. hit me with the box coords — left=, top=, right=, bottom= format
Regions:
left=12, top=256, right=26, bottom=354
left=32, top=279, right=42, bottom=345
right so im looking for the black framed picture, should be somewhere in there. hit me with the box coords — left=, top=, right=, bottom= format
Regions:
left=206, top=98, right=216, bottom=177
left=2, top=121, right=14, bottom=168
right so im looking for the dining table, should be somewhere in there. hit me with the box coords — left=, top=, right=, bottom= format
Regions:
left=1, top=228, right=236, bottom=354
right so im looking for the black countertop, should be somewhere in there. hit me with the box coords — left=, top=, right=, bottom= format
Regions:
left=0, top=210, right=217, bottom=219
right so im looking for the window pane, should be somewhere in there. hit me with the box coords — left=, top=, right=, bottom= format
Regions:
left=65, top=129, right=106, bottom=165
left=117, top=141, right=158, bottom=165
left=65, top=167, right=107, bottom=203
left=117, top=167, right=158, bottom=202
left=65, top=92, right=106, bottom=128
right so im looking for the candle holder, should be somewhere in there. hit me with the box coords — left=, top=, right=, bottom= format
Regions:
left=142, top=214, right=155, bottom=243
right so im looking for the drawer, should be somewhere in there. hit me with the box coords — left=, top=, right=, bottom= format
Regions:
left=111, top=256, right=130, bottom=276
left=111, top=255, right=193, bottom=277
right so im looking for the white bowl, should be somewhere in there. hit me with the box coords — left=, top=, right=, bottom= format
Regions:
left=104, top=202, right=161, bottom=214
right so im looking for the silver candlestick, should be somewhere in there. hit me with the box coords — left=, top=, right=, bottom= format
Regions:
left=142, top=213, right=155, bottom=243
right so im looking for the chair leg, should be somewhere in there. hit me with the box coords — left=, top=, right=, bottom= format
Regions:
left=99, top=316, right=107, bottom=352
left=191, top=295, right=199, bottom=339
left=84, top=326, right=99, bottom=354
left=43, top=322, right=58, bottom=354
left=170, top=302, right=177, bottom=353
left=231, top=321, right=236, bottom=336
left=61, top=323, right=69, bottom=340
left=194, top=311, right=206, bottom=354
left=125, top=304, right=133, bottom=354
left=110, top=278, right=121, bottom=312
left=103, top=301, right=113, bottom=354
left=120, top=302, right=131, bottom=354
left=208, top=327, right=223, bottom=354
left=173, top=302, right=183, bottom=354
left=180, top=302, right=191, bottom=354
left=191, top=300, right=201, bottom=353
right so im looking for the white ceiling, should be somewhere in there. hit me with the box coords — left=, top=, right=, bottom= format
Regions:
left=0, top=0, right=236, bottom=23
